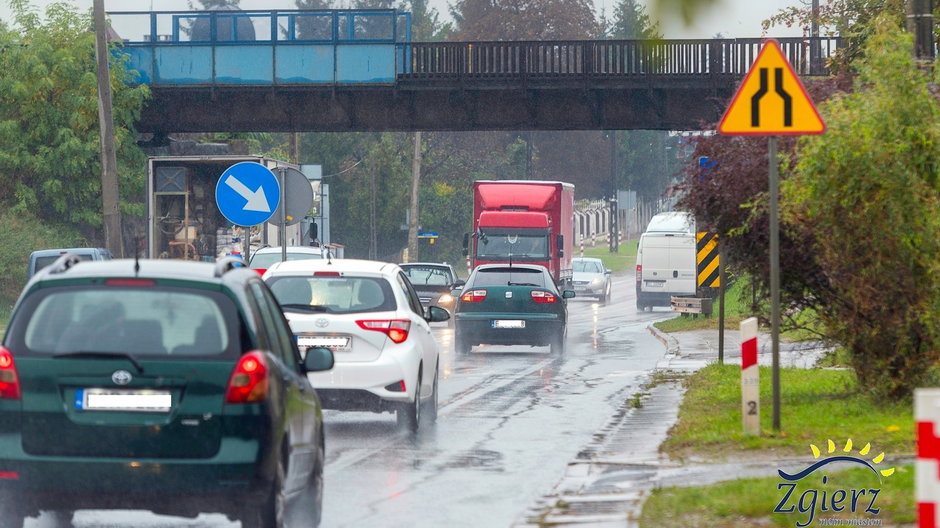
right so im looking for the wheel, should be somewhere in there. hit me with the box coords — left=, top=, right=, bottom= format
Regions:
left=454, top=330, right=472, bottom=355
left=422, top=361, right=439, bottom=423
left=0, top=502, right=27, bottom=528
left=298, top=438, right=325, bottom=527
left=45, top=510, right=75, bottom=528
left=243, top=458, right=286, bottom=528
left=550, top=329, right=566, bottom=355
left=397, top=370, right=421, bottom=433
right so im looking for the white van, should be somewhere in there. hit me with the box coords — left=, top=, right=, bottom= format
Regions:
left=635, top=212, right=697, bottom=311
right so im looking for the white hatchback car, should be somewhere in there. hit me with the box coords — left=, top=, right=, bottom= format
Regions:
left=263, top=259, right=449, bottom=432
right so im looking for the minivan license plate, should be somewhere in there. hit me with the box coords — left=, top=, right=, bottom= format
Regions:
left=492, top=320, right=525, bottom=329
left=76, top=388, right=171, bottom=412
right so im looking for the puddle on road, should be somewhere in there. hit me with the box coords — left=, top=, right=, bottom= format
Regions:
left=439, top=449, right=504, bottom=471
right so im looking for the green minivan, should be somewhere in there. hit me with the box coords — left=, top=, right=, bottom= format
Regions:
left=0, top=254, right=333, bottom=527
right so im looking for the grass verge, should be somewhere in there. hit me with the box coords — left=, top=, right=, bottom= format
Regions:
left=652, top=278, right=751, bottom=333
left=639, top=464, right=914, bottom=528
left=662, top=364, right=914, bottom=461
left=581, top=239, right=637, bottom=274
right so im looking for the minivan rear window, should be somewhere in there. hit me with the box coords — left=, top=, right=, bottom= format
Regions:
left=10, top=286, right=238, bottom=357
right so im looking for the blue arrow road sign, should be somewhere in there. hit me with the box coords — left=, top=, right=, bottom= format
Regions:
left=215, top=162, right=281, bottom=227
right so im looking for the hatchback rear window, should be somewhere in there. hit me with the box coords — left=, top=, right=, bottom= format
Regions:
left=10, top=286, right=238, bottom=357
left=267, top=276, right=395, bottom=314
left=470, top=268, right=548, bottom=287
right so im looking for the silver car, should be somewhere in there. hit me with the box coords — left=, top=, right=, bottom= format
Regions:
left=571, top=257, right=612, bottom=302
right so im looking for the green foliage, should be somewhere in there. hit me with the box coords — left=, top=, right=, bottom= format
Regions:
left=784, top=17, right=940, bottom=400
left=0, top=208, right=83, bottom=309
left=0, top=2, right=149, bottom=242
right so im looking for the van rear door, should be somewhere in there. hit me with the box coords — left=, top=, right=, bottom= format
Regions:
left=640, top=234, right=696, bottom=295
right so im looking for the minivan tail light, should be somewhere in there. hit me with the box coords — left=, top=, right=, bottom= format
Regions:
left=461, top=289, right=487, bottom=302
left=0, top=347, right=21, bottom=400
left=225, top=351, right=269, bottom=404
left=530, top=290, right=557, bottom=303
left=635, top=265, right=642, bottom=283
left=356, top=319, right=411, bottom=344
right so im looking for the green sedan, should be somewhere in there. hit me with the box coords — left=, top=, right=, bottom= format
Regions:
left=453, top=264, right=575, bottom=355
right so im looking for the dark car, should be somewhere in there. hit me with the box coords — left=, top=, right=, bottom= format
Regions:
left=399, top=262, right=465, bottom=316
left=452, top=264, right=574, bottom=355
left=0, top=254, right=334, bottom=527
left=26, top=247, right=112, bottom=279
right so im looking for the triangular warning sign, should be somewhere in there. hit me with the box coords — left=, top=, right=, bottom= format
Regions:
left=718, top=40, right=825, bottom=136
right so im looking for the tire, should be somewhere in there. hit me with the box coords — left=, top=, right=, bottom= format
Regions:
left=422, top=361, right=439, bottom=423
left=301, top=439, right=325, bottom=527
left=243, top=458, right=286, bottom=528
left=0, top=503, right=26, bottom=528
left=550, top=329, right=566, bottom=355
left=454, top=330, right=472, bottom=355
left=46, top=511, right=74, bottom=528
left=397, top=370, right=422, bottom=433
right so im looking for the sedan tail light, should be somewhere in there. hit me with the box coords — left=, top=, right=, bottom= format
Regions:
left=357, top=319, right=411, bottom=344
left=460, top=289, right=487, bottom=302
left=530, top=290, right=557, bottom=303
left=225, top=351, right=269, bottom=404
left=0, top=347, right=21, bottom=400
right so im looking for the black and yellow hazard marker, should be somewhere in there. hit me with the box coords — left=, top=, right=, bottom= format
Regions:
left=696, top=232, right=720, bottom=288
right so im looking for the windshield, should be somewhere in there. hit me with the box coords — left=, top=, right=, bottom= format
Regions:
left=13, top=286, right=236, bottom=357
left=573, top=260, right=604, bottom=273
left=401, top=266, right=453, bottom=286
left=249, top=251, right=324, bottom=268
left=476, top=233, right=548, bottom=259
left=267, top=275, right=396, bottom=314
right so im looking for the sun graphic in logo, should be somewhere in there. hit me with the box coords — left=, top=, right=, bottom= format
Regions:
left=778, top=439, right=895, bottom=481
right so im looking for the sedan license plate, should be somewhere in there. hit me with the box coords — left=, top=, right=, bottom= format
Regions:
left=492, top=320, right=525, bottom=329
left=76, top=388, right=171, bottom=413
left=298, top=335, right=351, bottom=352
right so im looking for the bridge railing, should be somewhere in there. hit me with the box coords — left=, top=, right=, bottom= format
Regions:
left=403, top=37, right=841, bottom=80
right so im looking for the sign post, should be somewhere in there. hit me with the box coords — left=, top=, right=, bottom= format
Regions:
left=718, top=40, right=825, bottom=432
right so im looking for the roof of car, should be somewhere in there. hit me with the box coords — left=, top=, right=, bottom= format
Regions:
left=29, top=247, right=109, bottom=257
left=251, top=246, right=327, bottom=255
left=399, top=262, right=455, bottom=269
left=264, top=258, right=400, bottom=276
left=572, top=257, right=603, bottom=262
left=31, top=258, right=256, bottom=284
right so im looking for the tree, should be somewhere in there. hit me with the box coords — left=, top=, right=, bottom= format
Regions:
left=605, top=0, right=660, bottom=39
left=451, top=0, right=597, bottom=40
left=0, top=1, right=149, bottom=241
left=784, top=17, right=940, bottom=400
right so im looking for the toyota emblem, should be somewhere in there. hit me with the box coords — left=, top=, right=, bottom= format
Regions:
left=315, top=318, right=329, bottom=328
left=112, top=370, right=133, bottom=385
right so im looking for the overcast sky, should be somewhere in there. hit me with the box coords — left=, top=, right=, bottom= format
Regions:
left=1, top=0, right=805, bottom=39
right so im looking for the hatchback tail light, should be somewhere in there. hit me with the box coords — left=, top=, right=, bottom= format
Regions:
left=357, top=319, right=411, bottom=344
left=0, top=347, right=21, bottom=400
left=461, top=289, right=487, bottom=302
left=530, top=290, right=557, bottom=303
left=225, top=351, right=269, bottom=404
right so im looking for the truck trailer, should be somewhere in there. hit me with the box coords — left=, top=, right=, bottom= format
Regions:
left=464, top=180, right=575, bottom=285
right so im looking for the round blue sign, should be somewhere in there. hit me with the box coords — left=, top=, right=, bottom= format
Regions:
left=215, top=162, right=281, bottom=227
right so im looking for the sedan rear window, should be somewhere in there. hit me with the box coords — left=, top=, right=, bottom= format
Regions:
left=267, top=276, right=396, bottom=314
left=12, top=286, right=237, bottom=357
left=470, top=268, right=548, bottom=287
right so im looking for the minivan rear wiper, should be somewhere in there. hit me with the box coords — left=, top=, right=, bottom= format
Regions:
left=281, top=304, right=332, bottom=313
left=53, top=351, right=144, bottom=374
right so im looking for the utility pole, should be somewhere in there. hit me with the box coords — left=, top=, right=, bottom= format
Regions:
left=407, top=131, right=422, bottom=263
left=608, top=131, right=619, bottom=253
left=906, top=0, right=935, bottom=65
left=94, top=0, right=123, bottom=256
left=810, top=0, right=823, bottom=75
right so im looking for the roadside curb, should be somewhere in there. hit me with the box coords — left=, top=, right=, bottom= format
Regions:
left=647, top=323, right=679, bottom=356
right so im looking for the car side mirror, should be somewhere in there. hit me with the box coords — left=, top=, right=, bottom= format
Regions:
left=556, top=234, right=564, bottom=258
left=452, top=279, right=466, bottom=288
left=303, top=347, right=334, bottom=372
left=462, top=233, right=470, bottom=256
left=451, top=287, right=463, bottom=298
left=426, top=305, right=451, bottom=323
left=605, top=269, right=612, bottom=275
left=562, top=290, right=576, bottom=299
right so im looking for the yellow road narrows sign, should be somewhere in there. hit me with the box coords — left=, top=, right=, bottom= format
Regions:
left=718, top=39, right=825, bottom=136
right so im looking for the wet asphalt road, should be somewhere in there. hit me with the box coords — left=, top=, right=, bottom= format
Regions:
left=29, top=273, right=676, bottom=528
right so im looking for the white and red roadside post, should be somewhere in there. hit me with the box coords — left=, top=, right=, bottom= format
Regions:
left=591, top=232, right=596, bottom=246
left=579, top=238, right=584, bottom=257
left=741, top=317, right=760, bottom=436
left=916, top=388, right=940, bottom=528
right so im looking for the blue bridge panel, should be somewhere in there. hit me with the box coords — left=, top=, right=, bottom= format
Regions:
left=336, top=44, right=397, bottom=83
left=275, top=45, right=335, bottom=83
left=120, top=47, right=152, bottom=84
left=215, top=46, right=273, bottom=84
left=156, top=46, right=213, bottom=84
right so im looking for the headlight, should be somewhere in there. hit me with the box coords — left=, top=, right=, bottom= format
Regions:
left=590, top=277, right=603, bottom=286
left=438, top=293, right=454, bottom=304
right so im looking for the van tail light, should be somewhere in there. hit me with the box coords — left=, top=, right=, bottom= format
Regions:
left=636, top=265, right=642, bottom=283
left=0, top=347, right=21, bottom=400
left=461, top=289, right=487, bottom=302
left=357, top=320, right=411, bottom=344
left=530, top=290, right=557, bottom=303
left=225, top=351, right=269, bottom=404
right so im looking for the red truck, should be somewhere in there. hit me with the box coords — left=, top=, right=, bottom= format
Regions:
left=464, top=180, right=575, bottom=285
